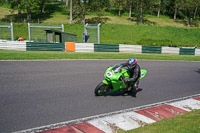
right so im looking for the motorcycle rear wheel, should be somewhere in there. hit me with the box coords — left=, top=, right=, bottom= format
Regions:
left=94, top=82, right=107, bottom=96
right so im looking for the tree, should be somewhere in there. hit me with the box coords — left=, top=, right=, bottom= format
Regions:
left=173, top=0, right=185, bottom=20
left=147, top=0, right=162, bottom=17
left=183, top=0, right=200, bottom=26
left=40, top=0, right=46, bottom=14
left=70, top=0, right=84, bottom=23
left=0, top=0, right=7, bottom=4
left=192, top=0, right=200, bottom=19
left=69, top=0, right=72, bottom=23
left=157, top=0, right=161, bottom=17
left=64, top=0, right=69, bottom=7
left=139, top=0, right=143, bottom=24
left=8, top=0, right=41, bottom=21
left=8, top=0, right=22, bottom=14
left=111, top=0, right=126, bottom=16
left=126, top=0, right=133, bottom=18
left=159, top=0, right=171, bottom=16
left=88, top=0, right=110, bottom=12
left=148, top=0, right=156, bottom=15
left=21, top=0, right=40, bottom=21
left=136, top=0, right=149, bottom=24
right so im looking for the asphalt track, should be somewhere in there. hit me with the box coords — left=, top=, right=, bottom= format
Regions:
left=0, top=59, right=200, bottom=133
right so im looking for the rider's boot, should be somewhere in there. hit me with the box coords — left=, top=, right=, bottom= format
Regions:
left=133, top=80, right=139, bottom=91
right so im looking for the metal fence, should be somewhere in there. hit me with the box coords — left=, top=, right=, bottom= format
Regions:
left=28, top=23, right=64, bottom=42
left=84, top=23, right=101, bottom=44
left=0, top=23, right=14, bottom=41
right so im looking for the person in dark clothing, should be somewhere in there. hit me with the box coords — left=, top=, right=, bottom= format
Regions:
left=121, top=57, right=141, bottom=91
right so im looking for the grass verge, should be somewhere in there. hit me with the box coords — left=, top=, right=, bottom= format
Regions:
left=1, top=5, right=200, bottom=47
left=0, top=50, right=200, bottom=61
left=6, top=24, right=200, bottom=47
left=118, top=110, right=200, bottom=133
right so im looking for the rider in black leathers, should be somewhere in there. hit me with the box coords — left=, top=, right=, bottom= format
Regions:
left=121, top=57, right=141, bottom=91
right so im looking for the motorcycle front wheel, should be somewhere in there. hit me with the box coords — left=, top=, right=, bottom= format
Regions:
left=94, top=82, right=108, bottom=96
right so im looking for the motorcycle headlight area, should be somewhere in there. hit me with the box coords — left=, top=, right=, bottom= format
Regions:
left=106, top=72, right=112, bottom=77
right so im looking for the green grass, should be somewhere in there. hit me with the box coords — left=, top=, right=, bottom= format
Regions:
left=145, top=15, right=186, bottom=28
left=0, top=50, right=199, bottom=61
left=101, top=24, right=200, bottom=47
left=1, top=5, right=200, bottom=47
left=119, top=110, right=200, bottom=133
left=6, top=24, right=200, bottom=47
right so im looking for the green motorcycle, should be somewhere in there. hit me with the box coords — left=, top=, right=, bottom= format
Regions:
left=94, top=64, right=147, bottom=96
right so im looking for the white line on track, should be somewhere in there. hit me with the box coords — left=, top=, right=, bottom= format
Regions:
left=0, top=59, right=200, bottom=62
left=14, top=93, right=200, bottom=133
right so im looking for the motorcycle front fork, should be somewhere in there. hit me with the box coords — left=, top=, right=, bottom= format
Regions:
left=105, top=84, right=113, bottom=92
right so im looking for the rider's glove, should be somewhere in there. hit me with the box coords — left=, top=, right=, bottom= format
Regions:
left=124, top=78, right=131, bottom=82
left=119, top=76, right=124, bottom=81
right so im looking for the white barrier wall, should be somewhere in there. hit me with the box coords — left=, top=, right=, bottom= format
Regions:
left=162, top=47, right=179, bottom=55
left=195, top=48, right=200, bottom=56
left=0, top=40, right=199, bottom=56
left=0, top=40, right=26, bottom=51
left=119, top=44, right=142, bottom=53
left=75, top=43, right=94, bottom=52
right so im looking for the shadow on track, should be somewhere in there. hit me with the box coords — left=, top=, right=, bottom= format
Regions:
left=194, top=69, right=200, bottom=74
left=104, top=88, right=143, bottom=97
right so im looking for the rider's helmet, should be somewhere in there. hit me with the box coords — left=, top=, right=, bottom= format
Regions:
left=127, top=57, right=137, bottom=69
